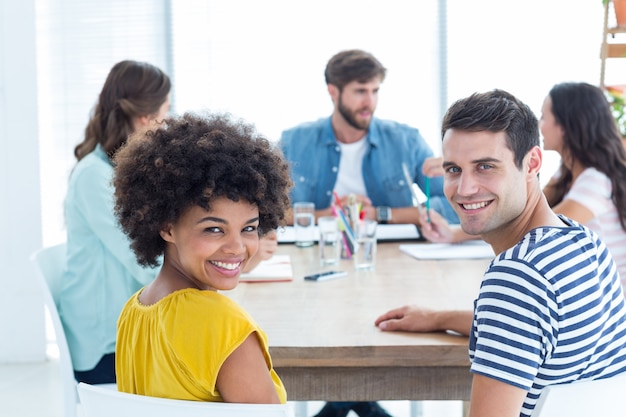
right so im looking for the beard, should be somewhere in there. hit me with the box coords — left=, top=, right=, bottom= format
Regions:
left=338, top=95, right=372, bottom=131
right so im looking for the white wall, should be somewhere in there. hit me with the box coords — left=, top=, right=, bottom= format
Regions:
left=0, top=0, right=45, bottom=362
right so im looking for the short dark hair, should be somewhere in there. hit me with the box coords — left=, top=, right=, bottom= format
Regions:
left=441, top=89, right=539, bottom=169
left=113, top=112, right=293, bottom=267
left=324, top=49, right=386, bottom=90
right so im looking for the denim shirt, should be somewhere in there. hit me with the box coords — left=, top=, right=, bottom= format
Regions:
left=278, top=117, right=458, bottom=223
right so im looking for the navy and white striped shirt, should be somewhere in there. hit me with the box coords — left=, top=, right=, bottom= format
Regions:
left=469, top=216, right=626, bottom=417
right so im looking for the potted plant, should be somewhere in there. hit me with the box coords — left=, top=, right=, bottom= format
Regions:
left=604, top=85, right=626, bottom=138
left=604, top=0, right=626, bottom=27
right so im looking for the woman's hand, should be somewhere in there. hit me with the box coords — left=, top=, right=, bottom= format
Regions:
left=419, top=209, right=457, bottom=243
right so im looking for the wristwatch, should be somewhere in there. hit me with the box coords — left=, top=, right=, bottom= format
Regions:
left=376, top=206, right=391, bottom=224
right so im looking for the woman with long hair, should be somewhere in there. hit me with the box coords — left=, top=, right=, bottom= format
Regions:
left=61, top=60, right=171, bottom=384
left=541, top=81, right=626, bottom=282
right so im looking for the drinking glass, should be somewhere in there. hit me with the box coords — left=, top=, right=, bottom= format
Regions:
left=353, top=219, right=377, bottom=271
left=293, top=202, right=315, bottom=247
left=317, top=216, right=340, bottom=266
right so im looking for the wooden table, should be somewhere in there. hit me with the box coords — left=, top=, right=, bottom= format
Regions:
left=225, top=242, right=490, bottom=402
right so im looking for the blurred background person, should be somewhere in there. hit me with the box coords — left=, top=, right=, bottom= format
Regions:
left=279, top=49, right=458, bottom=234
left=540, top=81, right=626, bottom=283
left=60, top=60, right=171, bottom=383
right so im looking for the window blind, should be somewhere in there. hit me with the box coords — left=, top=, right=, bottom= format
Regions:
left=35, top=0, right=172, bottom=245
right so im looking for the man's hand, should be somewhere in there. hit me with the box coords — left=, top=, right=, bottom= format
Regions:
left=419, top=209, right=458, bottom=243
left=420, top=209, right=478, bottom=244
left=338, top=193, right=372, bottom=209
left=375, top=305, right=473, bottom=336
left=422, top=156, right=444, bottom=178
left=375, top=305, right=444, bottom=332
left=243, top=230, right=278, bottom=273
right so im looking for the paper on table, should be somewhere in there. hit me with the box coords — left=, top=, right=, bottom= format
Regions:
left=377, top=224, right=421, bottom=240
left=276, top=224, right=420, bottom=243
left=399, top=240, right=494, bottom=260
left=239, top=254, right=293, bottom=282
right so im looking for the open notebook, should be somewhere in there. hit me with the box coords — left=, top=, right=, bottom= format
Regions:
left=239, top=254, right=293, bottom=282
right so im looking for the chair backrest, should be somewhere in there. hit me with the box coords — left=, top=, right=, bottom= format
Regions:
left=77, top=383, right=295, bottom=417
left=31, top=243, right=78, bottom=417
left=531, top=374, right=626, bottom=417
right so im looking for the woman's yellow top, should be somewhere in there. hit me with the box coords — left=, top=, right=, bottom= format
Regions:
left=116, top=288, right=286, bottom=403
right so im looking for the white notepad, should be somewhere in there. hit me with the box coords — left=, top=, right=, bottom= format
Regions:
left=399, top=240, right=494, bottom=260
left=239, top=255, right=293, bottom=282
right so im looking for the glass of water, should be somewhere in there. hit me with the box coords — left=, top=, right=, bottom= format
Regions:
left=293, top=202, right=315, bottom=247
left=317, top=216, right=340, bottom=265
left=353, top=219, right=377, bottom=271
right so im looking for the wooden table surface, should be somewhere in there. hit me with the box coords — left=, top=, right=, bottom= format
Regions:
left=224, top=242, right=490, bottom=401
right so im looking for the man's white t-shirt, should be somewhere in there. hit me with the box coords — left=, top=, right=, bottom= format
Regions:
left=333, top=137, right=367, bottom=197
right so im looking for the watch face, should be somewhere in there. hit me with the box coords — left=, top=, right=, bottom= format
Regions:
left=377, top=206, right=390, bottom=222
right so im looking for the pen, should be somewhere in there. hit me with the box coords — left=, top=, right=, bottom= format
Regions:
left=348, top=194, right=359, bottom=229
left=331, top=205, right=355, bottom=255
left=331, top=205, right=355, bottom=239
left=402, top=162, right=425, bottom=217
left=304, top=270, right=347, bottom=281
left=339, top=229, right=352, bottom=258
left=425, top=176, right=431, bottom=223
left=333, top=191, right=343, bottom=211
left=314, top=271, right=347, bottom=281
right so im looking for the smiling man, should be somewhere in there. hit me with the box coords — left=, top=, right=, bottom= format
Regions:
left=278, top=49, right=458, bottom=229
left=376, top=90, right=626, bottom=417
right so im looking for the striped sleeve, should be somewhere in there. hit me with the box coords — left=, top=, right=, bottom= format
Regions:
left=470, top=259, right=556, bottom=390
left=468, top=221, right=626, bottom=416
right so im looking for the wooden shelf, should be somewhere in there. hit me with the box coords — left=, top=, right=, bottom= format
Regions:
left=607, top=26, right=626, bottom=35
left=601, top=3, right=626, bottom=86
left=606, top=43, right=626, bottom=58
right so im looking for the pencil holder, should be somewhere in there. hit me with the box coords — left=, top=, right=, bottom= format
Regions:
left=340, top=242, right=352, bottom=260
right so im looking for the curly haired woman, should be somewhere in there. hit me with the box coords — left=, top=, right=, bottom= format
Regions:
left=113, top=112, right=292, bottom=403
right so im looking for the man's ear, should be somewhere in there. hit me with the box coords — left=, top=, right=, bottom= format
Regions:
left=327, top=84, right=339, bottom=103
left=526, top=146, right=543, bottom=177
left=159, top=223, right=175, bottom=243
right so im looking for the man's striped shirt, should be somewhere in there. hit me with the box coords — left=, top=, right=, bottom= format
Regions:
left=469, top=216, right=626, bottom=417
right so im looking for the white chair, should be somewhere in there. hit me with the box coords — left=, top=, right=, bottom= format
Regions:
left=77, top=382, right=295, bottom=417
left=30, top=243, right=115, bottom=417
left=531, top=374, right=626, bottom=416
left=31, top=243, right=77, bottom=417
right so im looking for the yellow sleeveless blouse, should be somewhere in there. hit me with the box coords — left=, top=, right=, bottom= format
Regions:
left=116, top=288, right=286, bottom=403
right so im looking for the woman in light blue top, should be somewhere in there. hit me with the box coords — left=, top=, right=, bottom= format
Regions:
left=61, top=60, right=171, bottom=383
